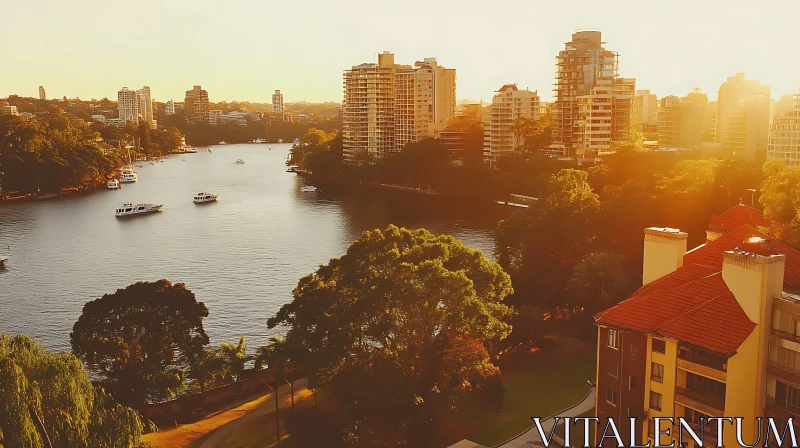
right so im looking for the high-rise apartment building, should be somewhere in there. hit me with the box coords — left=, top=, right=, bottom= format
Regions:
left=768, top=92, right=800, bottom=167
left=137, top=87, right=153, bottom=123
left=574, top=77, right=635, bottom=159
left=553, top=30, right=634, bottom=158
left=342, top=52, right=456, bottom=164
left=164, top=100, right=175, bottom=115
left=658, top=95, right=682, bottom=149
left=185, top=85, right=210, bottom=124
left=594, top=205, right=800, bottom=447
left=272, top=90, right=284, bottom=115
left=395, top=58, right=456, bottom=151
left=117, top=87, right=140, bottom=124
left=39, top=86, right=46, bottom=101
left=483, top=84, right=540, bottom=165
left=717, top=73, right=771, bottom=159
left=633, top=89, right=658, bottom=134
left=657, top=89, right=708, bottom=149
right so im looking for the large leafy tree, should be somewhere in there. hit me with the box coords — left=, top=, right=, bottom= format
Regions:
left=268, top=226, right=512, bottom=446
left=496, top=169, right=602, bottom=311
left=0, top=334, right=149, bottom=448
left=760, top=160, right=800, bottom=248
left=70, top=280, right=210, bottom=407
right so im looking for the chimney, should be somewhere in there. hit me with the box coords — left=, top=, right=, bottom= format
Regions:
left=642, top=227, right=688, bottom=285
left=721, top=245, right=785, bottom=324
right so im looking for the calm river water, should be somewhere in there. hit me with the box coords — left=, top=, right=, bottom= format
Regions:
left=0, top=144, right=506, bottom=352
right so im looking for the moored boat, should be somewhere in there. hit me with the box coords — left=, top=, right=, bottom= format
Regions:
left=193, top=192, right=219, bottom=204
left=300, top=185, right=318, bottom=192
left=107, top=179, right=120, bottom=190
left=119, top=169, right=137, bottom=183
left=0, top=257, right=7, bottom=268
left=115, top=203, right=163, bottom=218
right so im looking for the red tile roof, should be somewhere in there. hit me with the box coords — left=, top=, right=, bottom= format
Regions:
left=595, top=205, right=800, bottom=356
left=595, top=271, right=755, bottom=355
left=684, top=225, right=800, bottom=287
left=708, top=204, right=769, bottom=233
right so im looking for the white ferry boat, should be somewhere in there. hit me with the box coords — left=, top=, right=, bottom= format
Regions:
left=115, top=203, right=163, bottom=218
left=300, top=185, right=318, bottom=192
left=293, top=138, right=301, bottom=144
left=107, top=179, right=120, bottom=190
left=119, top=168, right=138, bottom=183
left=184, top=147, right=197, bottom=153
left=193, top=192, right=219, bottom=204
left=218, top=141, right=228, bottom=145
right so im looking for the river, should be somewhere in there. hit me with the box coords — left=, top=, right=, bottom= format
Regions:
left=0, top=143, right=508, bottom=352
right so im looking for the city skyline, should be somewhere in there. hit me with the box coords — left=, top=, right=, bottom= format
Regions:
left=2, top=0, right=799, bottom=104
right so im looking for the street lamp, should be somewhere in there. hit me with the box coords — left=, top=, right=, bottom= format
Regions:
left=746, top=189, right=757, bottom=207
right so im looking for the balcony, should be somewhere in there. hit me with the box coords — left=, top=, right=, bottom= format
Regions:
left=672, top=422, right=719, bottom=447
left=675, top=387, right=725, bottom=414
left=772, top=328, right=800, bottom=344
left=676, top=358, right=727, bottom=382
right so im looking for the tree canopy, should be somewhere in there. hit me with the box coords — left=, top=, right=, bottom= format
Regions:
left=760, top=160, right=800, bottom=247
left=267, top=225, right=513, bottom=446
left=70, top=280, right=209, bottom=407
left=0, top=334, right=149, bottom=448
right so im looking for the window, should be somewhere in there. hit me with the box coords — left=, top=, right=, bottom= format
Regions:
left=607, top=329, right=619, bottom=349
left=606, top=360, right=619, bottom=378
left=775, top=381, right=800, bottom=413
left=650, top=391, right=663, bottom=411
left=629, top=376, right=637, bottom=390
left=651, top=362, right=664, bottom=383
left=652, top=338, right=666, bottom=354
left=606, top=388, right=617, bottom=406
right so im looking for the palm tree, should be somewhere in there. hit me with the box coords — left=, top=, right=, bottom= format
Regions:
left=220, top=336, right=247, bottom=382
left=565, top=251, right=629, bottom=315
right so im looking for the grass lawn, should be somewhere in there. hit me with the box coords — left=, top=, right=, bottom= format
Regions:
left=439, top=340, right=596, bottom=447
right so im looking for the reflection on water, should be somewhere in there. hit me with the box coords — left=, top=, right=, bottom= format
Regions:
left=0, top=144, right=507, bottom=351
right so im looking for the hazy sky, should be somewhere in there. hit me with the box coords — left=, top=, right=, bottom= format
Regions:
left=2, top=0, right=798, bottom=104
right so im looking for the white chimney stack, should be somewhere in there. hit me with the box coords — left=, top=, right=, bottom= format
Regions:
left=642, top=227, right=688, bottom=285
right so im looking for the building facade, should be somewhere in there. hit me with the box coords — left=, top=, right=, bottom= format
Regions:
left=164, top=100, right=175, bottom=115
left=552, top=30, right=634, bottom=158
left=137, top=86, right=156, bottom=129
left=39, top=86, right=46, bottom=101
left=716, top=73, right=771, bottom=159
left=185, top=85, right=210, bottom=124
left=0, top=105, right=20, bottom=116
left=633, top=89, right=659, bottom=135
left=342, top=52, right=456, bottom=164
left=117, top=87, right=140, bottom=124
left=342, top=52, right=405, bottom=164
left=657, top=89, right=708, bottom=150
left=768, top=92, right=800, bottom=167
left=482, top=84, right=540, bottom=165
left=208, top=110, right=222, bottom=126
left=394, top=58, right=456, bottom=152
left=272, top=90, right=284, bottom=115
left=594, top=205, right=800, bottom=447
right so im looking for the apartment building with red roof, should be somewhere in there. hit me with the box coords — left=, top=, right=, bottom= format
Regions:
left=594, top=205, right=800, bottom=447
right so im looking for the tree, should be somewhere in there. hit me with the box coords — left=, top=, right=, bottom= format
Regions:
left=760, top=160, right=800, bottom=248
left=267, top=226, right=513, bottom=446
left=183, top=346, right=226, bottom=394
left=0, top=334, right=149, bottom=448
left=220, top=336, right=247, bottom=382
left=70, top=280, right=210, bottom=407
left=495, top=169, right=602, bottom=312
left=565, top=252, right=630, bottom=315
